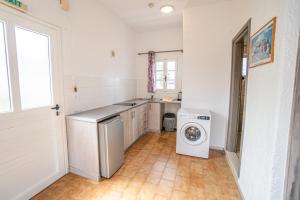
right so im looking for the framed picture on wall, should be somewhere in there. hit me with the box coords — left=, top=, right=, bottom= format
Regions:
left=249, top=17, right=276, bottom=68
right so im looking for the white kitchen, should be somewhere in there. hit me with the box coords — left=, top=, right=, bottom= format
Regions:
left=0, top=0, right=299, bottom=200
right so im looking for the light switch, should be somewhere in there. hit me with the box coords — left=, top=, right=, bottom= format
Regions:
left=111, top=50, right=116, bottom=58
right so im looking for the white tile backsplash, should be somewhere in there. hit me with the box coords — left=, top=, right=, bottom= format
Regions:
left=63, top=75, right=136, bottom=114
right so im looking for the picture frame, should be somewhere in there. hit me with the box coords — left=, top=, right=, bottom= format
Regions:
left=249, top=17, right=276, bottom=68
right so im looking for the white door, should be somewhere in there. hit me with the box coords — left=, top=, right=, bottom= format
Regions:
left=0, top=10, right=66, bottom=200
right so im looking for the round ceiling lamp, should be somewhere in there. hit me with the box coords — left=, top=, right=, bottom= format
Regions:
left=160, top=5, right=174, bottom=13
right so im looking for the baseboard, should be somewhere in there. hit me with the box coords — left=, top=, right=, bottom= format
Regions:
left=13, top=171, right=65, bottom=200
left=209, top=145, right=224, bottom=151
left=146, top=129, right=161, bottom=133
left=225, top=151, right=245, bottom=200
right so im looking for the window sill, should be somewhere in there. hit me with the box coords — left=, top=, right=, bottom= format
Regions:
left=155, top=90, right=179, bottom=94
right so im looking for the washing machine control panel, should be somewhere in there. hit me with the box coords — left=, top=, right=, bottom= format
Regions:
left=197, top=116, right=210, bottom=120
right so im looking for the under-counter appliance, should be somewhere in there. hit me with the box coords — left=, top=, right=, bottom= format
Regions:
left=176, top=108, right=211, bottom=158
left=98, top=116, right=124, bottom=178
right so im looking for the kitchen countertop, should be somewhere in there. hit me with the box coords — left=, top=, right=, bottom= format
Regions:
left=66, top=98, right=181, bottom=123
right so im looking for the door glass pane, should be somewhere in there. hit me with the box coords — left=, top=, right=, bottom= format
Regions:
left=15, top=27, right=53, bottom=110
left=0, top=21, right=12, bottom=113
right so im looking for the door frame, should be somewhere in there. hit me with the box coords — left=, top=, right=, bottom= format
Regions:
left=0, top=5, right=68, bottom=198
left=226, top=19, right=251, bottom=176
left=285, top=36, right=300, bottom=200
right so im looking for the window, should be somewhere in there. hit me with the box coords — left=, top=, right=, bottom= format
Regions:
left=155, top=60, right=177, bottom=91
left=0, top=21, right=12, bottom=113
left=15, top=27, right=53, bottom=110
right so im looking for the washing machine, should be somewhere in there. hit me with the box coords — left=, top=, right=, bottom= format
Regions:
left=176, top=108, right=212, bottom=158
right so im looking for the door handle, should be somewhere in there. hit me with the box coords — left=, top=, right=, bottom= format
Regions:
left=51, top=104, right=60, bottom=116
left=51, top=104, right=60, bottom=110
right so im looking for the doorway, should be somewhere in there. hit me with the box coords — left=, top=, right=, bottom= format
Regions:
left=286, top=36, right=300, bottom=200
left=226, top=20, right=251, bottom=176
left=0, top=10, right=66, bottom=200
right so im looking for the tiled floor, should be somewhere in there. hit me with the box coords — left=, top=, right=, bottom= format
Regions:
left=33, top=132, right=242, bottom=200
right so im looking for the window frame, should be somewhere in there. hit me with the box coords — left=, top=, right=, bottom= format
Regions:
left=0, top=12, right=60, bottom=116
left=0, top=20, right=13, bottom=113
left=154, top=59, right=178, bottom=93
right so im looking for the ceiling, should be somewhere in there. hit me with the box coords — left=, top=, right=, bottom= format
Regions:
left=99, top=0, right=226, bottom=31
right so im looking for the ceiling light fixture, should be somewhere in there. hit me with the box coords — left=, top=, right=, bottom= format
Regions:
left=160, top=5, right=174, bottom=13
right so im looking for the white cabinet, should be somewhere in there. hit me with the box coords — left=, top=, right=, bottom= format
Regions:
left=120, top=111, right=131, bottom=150
left=137, top=104, right=148, bottom=137
left=120, top=104, right=149, bottom=150
left=147, top=103, right=163, bottom=133
left=131, top=108, right=139, bottom=143
left=120, top=108, right=139, bottom=150
left=66, top=119, right=101, bottom=181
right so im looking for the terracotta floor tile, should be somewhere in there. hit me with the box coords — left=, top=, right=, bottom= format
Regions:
left=138, top=183, right=158, bottom=199
left=152, top=161, right=167, bottom=172
left=159, top=178, right=175, bottom=188
left=162, top=168, right=176, bottom=181
left=170, top=190, right=188, bottom=200
left=32, top=132, right=242, bottom=200
left=153, top=194, right=169, bottom=200
left=132, top=172, right=148, bottom=183
left=166, top=159, right=178, bottom=169
left=101, top=190, right=122, bottom=200
left=174, top=176, right=189, bottom=192
left=155, top=179, right=174, bottom=197
left=146, top=171, right=162, bottom=184
left=122, top=182, right=142, bottom=198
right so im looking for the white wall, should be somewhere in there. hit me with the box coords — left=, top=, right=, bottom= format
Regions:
left=0, top=0, right=136, bottom=199
left=182, top=1, right=242, bottom=149
left=62, top=0, right=136, bottom=114
left=183, top=0, right=300, bottom=200
left=237, top=1, right=282, bottom=199
left=20, top=0, right=136, bottom=115
left=136, top=27, right=183, bottom=100
left=270, top=0, right=300, bottom=198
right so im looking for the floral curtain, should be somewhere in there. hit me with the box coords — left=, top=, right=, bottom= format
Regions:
left=147, top=51, right=156, bottom=93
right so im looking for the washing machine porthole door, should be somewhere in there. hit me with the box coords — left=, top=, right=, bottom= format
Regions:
left=181, top=123, right=207, bottom=145
left=185, top=126, right=201, bottom=141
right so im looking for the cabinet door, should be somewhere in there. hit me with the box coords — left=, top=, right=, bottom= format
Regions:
left=148, top=103, right=161, bottom=132
left=120, top=111, right=130, bottom=150
left=141, top=105, right=147, bottom=135
left=143, top=105, right=148, bottom=134
left=131, top=109, right=139, bottom=143
left=137, top=106, right=143, bottom=137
